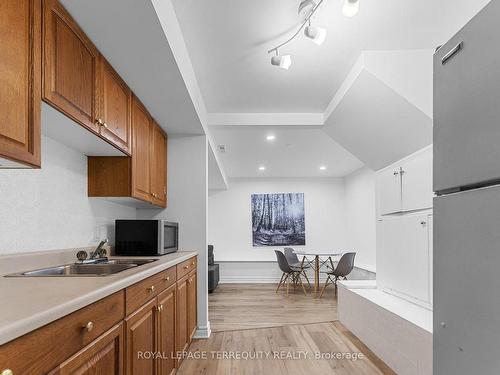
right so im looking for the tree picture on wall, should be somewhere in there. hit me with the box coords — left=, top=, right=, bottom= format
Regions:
left=251, top=193, right=306, bottom=247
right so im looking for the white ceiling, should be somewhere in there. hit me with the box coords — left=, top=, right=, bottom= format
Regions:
left=211, top=126, right=363, bottom=178
left=172, top=0, right=490, bottom=114
left=59, top=0, right=491, bottom=183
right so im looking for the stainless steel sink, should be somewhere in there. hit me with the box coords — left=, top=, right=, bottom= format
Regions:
left=5, top=258, right=158, bottom=277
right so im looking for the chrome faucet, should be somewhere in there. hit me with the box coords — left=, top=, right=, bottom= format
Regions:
left=90, top=239, right=109, bottom=260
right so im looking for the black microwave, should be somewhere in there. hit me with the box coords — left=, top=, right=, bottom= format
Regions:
left=115, top=220, right=179, bottom=256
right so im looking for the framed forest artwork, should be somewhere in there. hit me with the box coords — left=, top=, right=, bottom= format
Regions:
left=251, top=193, right=306, bottom=247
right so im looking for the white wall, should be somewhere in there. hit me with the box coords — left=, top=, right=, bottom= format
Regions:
left=208, top=177, right=348, bottom=263
left=138, top=135, right=209, bottom=337
left=0, top=136, right=136, bottom=254
left=344, top=167, right=377, bottom=271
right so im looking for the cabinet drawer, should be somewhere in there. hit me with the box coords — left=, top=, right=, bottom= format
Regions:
left=0, top=291, right=124, bottom=375
left=125, top=267, right=175, bottom=315
left=177, top=257, right=197, bottom=279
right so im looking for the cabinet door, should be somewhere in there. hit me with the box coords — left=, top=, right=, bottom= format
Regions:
left=48, top=323, right=123, bottom=375
left=125, top=299, right=157, bottom=375
left=434, top=187, right=500, bottom=374
left=43, top=0, right=99, bottom=132
left=401, top=147, right=433, bottom=212
left=176, top=277, right=188, bottom=359
left=151, top=122, right=167, bottom=207
left=157, top=286, right=176, bottom=375
left=377, top=214, right=432, bottom=305
left=187, top=271, right=197, bottom=341
left=0, top=0, right=41, bottom=167
left=377, top=167, right=402, bottom=215
left=131, top=96, right=152, bottom=202
left=434, top=0, right=500, bottom=192
left=98, top=58, right=131, bottom=154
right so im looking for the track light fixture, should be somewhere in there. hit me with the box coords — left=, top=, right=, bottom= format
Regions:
left=268, top=0, right=360, bottom=69
left=271, top=50, right=292, bottom=70
left=342, top=0, right=360, bottom=17
left=304, top=22, right=327, bottom=45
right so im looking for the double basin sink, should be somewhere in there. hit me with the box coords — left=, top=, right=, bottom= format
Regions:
left=6, top=258, right=158, bottom=277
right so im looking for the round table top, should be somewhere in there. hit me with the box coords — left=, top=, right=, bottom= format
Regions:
left=293, top=250, right=343, bottom=256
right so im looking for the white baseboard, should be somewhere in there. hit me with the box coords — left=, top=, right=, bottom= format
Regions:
left=220, top=276, right=281, bottom=283
left=193, top=321, right=211, bottom=339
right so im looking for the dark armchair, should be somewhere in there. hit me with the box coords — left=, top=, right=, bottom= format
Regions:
left=208, top=245, right=219, bottom=293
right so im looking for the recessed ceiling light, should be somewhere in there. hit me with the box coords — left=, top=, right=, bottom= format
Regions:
left=319, top=166, right=327, bottom=171
left=266, top=135, right=276, bottom=141
left=258, top=166, right=266, bottom=171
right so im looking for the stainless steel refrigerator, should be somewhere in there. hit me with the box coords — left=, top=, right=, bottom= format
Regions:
left=434, top=0, right=500, bottom=373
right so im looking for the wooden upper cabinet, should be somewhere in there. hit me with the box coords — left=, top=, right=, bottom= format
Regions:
left=48, top=323, right=124, bottom=375
left=151, top=122, right=167, bottom=207
left=0, top=0, right=41, bottom=167
left=43, top=0, right=99, bottom=133
left=131, top=96, right=152, bottom=202
left=98, top=57, right=132, bottom=155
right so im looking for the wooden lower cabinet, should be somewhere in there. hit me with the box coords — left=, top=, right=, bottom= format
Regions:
left=187, top=272, right=197, bottom=341
left=176, top=274, right=189, bottom=358
left=175, top=269, right=197, bottom=367
left=0, top=257, right=197, bottom=375
left=125, top=298, right=158, bottom=375
left=158, top=286, right=176, bottom=375
left=48, top=323, right=124, bottom=375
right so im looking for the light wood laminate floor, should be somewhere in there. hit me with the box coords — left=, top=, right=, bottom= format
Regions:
left=177, top=322, right=395, bottom=375
left=176, top=284, right=395, bottom=375
left=209, top=283, right=338, bottom=332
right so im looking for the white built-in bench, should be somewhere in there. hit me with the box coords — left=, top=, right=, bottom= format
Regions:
left=338, top=280, right=432, bottom=375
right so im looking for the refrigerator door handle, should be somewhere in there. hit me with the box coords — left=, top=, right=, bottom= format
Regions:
left=441, top=42, right=463, bottom=65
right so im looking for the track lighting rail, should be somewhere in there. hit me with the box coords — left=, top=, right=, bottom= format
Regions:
left=267, top=0, right=325, bottom=54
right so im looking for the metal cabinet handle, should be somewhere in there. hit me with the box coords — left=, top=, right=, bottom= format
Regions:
left=393, top=171, right=399, bottom=176
left=82, top=321, right=94, bottom=332
left=441, top=42, right=463, bottom=65
left=184, top=265, right=189, bottom=270
left=165, top=276, right=170, bottom=282
left=103, top=122, right=108, bottom=129
left=156, top=304, right=164, bottom=312
left=1, top=370, right=13, bottom=375
left=421, top=221, right=427, bottom=225
left=147, top=286, right=155, bottom=293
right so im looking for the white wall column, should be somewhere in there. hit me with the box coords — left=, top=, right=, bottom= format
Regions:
left=138, top=134, right=210, bottom=338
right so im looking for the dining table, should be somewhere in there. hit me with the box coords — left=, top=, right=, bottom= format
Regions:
left=293, top=250, right=343, bottom=297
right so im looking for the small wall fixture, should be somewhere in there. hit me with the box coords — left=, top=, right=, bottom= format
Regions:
left=342, top=0, right=360, bottom=17
left=258, top=166, right=266, bottom=171
left=319, top=166, right=327, bottom=171
left=266, top=135, right=276, bottom=141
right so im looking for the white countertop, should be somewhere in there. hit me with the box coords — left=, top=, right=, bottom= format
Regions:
left=0, top=250, right=197, bottom=345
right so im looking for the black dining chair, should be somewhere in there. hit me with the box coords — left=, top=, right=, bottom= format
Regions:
left=283, top=247, right=311, bottom=288
left=275, top=250, right=307, bottom=296
left=320, top=252, right=356, bottom=298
